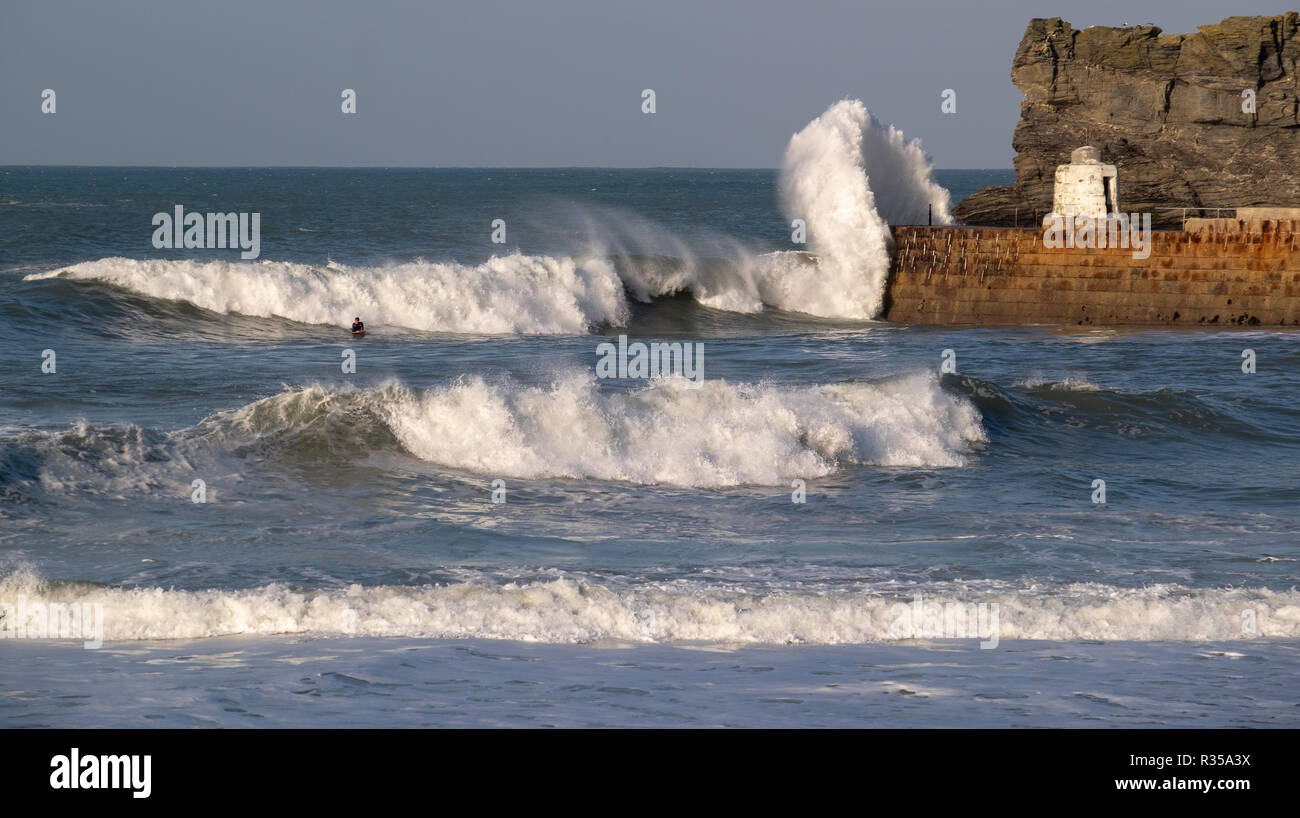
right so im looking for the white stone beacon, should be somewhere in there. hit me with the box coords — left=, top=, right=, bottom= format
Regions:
left=1045, top=145, right=1120, bottom=223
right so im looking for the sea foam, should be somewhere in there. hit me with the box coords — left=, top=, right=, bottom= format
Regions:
left=756, top=99, right=952, bottom=319
left=204, top=370, right=986, bottom=486
left=31, top=254, right=630, bottom=335
left=2, top=570, right=1294, bottom=644
left=28, top=101, right=950, bottom=328
left=3, top=371, right=985, bottom=492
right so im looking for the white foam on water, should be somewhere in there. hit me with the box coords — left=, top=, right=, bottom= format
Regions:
left=3, top=570, right=1295, bottom=644
left=218, top=370, right=985, bottom=486
left=28, top=101, right=950, bottom=327
left=4, top=421, right=197, bottom=499
left=1016, top=376, right=1102, bottom=392
left=756, top=99, right=952, bottom=319
left=6, top=371, right=983, bottom=493
left=30, top=254, right=630, bottom=335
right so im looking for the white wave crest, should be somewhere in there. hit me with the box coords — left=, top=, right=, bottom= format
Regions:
left=220, top=370, right=985, bottom=486
left=30, top=254, right=630, bottom=334
left=28, top=102, right=949, bottom=327
left=2, top=571, right=1295, bottom=644
left=3, top=372, right=983, bottom=493
left=761, top=99, right=951, bottom=319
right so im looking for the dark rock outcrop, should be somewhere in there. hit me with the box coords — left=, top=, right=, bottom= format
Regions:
left=957, top=14, right=1300, bottom=227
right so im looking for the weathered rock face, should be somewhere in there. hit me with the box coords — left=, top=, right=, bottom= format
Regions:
left=956, top=14, right=1300, bottom=228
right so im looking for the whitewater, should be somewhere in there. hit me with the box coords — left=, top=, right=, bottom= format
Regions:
left=29, top=100, right=950, bottom=330
left=2, top=371, right=984, bottom=495
left=4, top=567, right=1298, bottom=644
left=4, top=102, right=1299, bottom=727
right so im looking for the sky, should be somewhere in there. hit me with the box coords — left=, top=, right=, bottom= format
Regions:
left=0, top=0, right=1293, bottom=168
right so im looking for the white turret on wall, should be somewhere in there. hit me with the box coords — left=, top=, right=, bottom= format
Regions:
left=1045, top=146, right=1119, bottom=223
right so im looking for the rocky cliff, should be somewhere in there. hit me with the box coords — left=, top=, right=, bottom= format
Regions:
left=956, top=14, right=1300, bottom=227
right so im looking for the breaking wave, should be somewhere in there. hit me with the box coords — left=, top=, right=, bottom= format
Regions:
left=1, top=371, right=986, bottom=494
left=28, top=254, right=630, bottom=335
left=25, top=100, right=950, bottom=328
left=760, top=99, right=952, bottom=319
left=2, top=568, right=1295, bottom=644
left=339, top=370, right=982, bottom=484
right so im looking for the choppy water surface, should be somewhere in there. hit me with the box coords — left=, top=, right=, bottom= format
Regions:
left=2, top=161, right=1297, bottom=726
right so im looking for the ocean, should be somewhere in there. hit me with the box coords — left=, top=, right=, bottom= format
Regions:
left=2, top=157, right=1299, bottom=727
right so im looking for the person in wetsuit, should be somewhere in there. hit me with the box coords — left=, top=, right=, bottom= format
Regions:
left=351, top=317, right=365, bottom=334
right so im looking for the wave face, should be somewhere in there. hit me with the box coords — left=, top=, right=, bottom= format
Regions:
left=378, top=371, right=982, bottom=484
left=204, top=370, right=985, bottom=486
left=3, top=569, right=1295, bottom=644
left=0, top=372, right=984, bottom=494
left=23, top=101, right=951, bottom=329
left=768, top=99, right=952, bottom=319
left=29, top=254, right=630, bottom=335
left=0, top=422, right=192, bottom=499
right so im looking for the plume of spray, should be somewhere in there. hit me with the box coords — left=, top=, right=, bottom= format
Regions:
left=760, top=99, right=952, bottom=319
left=540, top=201, right=765, bottom=313
left=34, top=101, right=950, bottom=331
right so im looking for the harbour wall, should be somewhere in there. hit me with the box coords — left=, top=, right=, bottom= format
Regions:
left=884, top=222, right=1300, bottom=326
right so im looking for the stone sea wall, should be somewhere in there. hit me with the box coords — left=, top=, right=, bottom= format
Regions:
left=884, top=223, right=1300, bottom=325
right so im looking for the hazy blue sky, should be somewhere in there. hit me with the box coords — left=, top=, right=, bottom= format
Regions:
left=1, top=1, right=1292, bottom=167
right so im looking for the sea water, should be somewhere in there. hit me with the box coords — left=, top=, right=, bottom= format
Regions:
left=2, top=106, right=1298, bottom=727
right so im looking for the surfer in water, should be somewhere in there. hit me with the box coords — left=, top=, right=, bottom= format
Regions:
left=351, top=317, right=365, bottom=335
